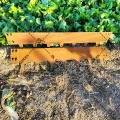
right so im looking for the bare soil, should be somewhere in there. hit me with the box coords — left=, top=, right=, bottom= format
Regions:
left=0, top=44, right=120, bottom=120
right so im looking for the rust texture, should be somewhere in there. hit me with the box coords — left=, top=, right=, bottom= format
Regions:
left=5, top=32, right=112, bottom=47
left=10, top=47, right=109, bottom=72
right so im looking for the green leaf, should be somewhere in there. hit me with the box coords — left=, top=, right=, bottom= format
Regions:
left=89, top=18, right=96, bottom=26
left=40, top=64, right=47, bottom=70
left=2, top=25, right=9, bottom=35
left=0, top=22, right=3, bottom=28
left=45, top=14, right=58, bottom=24
left=74, top=22, right=81, bottom=29
left=100, top=4, right=106, bottom=9
left=49, top=1, right=58, bottom=11
left=13, top=12, right=17, bottom=19
left=50, top=44, right=59, bottom=47
left=2, top=88, right=16, bottom=114
left=64, top=9, right=68, bottom=16
left=110, top=34, right=116, bottom=40
left=1, top=0, right=7, bottom=3
left=101, top=13, right=107, bottom=18
left=2, top=15, right=8, bottom=21
left=59, top=20, right=67, bottom=30
left=29, top=20, right=33, bottom=24
left=116, top=6, right=120, bottom=13
left=0, top=38, right=4, bottom=43
left=54, top=0, right=61, bottom=5
left=67, top=0, right=75, bottom=5
left=18, top=6, right=24, bottom=14
left=79, top=12, right=86, bottom=20
left=10, top=3, right=17, bottom=12
left=30, top=0, right=37, bottom=7
left=39, top=4, right=46, bottom=10
left=99, top=42, right=107, bottom=46
left=58, top=14, right=63, bottom=21
left=78, top=7, right=85, bottom=12
left=84, top=22, right=91, bottom=31
left=91, top=8, right=95, bottom=15
left=86, top=10, right=91, bottom=15
left=109, top=34, right=118, bottom=43
left=2, top=88, right=11, bottom=98
left=85, top=5, right=89, bottom=9
left=20, top=16, right=25, bottom=22
left=115, top=37, right=120, bottom=43
left=99, top=26, right=104, bottom=32
left=0, top=34, right=3, bottom=38
left=117, top=0, right=120, bottom=4
left=41, top=0, right=48, bottom=7
left=60, top=7, right=64, bottom=13
left=92, top=27, right=95, bottom=32
left=74, top=13, right=79, bottom=21
left=44, top=20, right=53, bottom=29
left=41, top=9, right=46, bottom=15
left=0, top=36, right=8, bottom=45
left=10, top=19, right=17, bottom=25
left=36, top=18, right=41, bottom=25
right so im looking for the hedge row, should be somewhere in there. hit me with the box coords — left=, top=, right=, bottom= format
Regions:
left=0, top=0, right=120, bottom=45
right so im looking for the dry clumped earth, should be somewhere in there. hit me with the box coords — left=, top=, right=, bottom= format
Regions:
left=0, top=44, right=120, bottom=120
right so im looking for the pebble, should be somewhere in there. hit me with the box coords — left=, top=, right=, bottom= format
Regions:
left=83, top=101, right=92, bottom=110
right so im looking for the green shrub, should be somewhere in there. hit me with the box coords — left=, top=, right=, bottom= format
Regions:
left=0, top=0, right=120, bottom=45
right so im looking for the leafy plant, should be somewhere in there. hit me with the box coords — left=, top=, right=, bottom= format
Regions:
left=2, top=88, right=18, bottom=120
left=2, top=88, right=16, bottom=110
left=0, top=0, right=120, bottom=45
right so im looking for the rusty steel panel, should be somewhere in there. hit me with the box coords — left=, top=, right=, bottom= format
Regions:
left=10, top=47, right=109, bottom=72
left=5, top=32, right=112, bottom=47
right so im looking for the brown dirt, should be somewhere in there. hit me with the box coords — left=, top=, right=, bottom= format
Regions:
left=0, top=44, right=120, bottom=120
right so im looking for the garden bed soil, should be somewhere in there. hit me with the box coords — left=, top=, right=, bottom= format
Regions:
left=0, top=44, right=120, bottom=120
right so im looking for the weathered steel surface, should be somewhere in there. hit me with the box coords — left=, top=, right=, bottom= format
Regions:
left=10, top=47, right=109, bottom=72
left=5, top=32, right=112, bottom=47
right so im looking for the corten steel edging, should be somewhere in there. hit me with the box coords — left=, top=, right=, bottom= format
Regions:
left=10, top=47, right=109, bottom=72
left=5, top=32, right=112, bottom=47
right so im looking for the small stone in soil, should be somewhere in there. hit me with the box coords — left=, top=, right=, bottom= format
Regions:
left=83, top=101, right=92, bottom=110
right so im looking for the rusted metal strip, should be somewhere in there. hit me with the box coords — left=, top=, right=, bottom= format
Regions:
left=5, top=32, right=112, bottom=47
left=10, top=47, right=109, bottom=72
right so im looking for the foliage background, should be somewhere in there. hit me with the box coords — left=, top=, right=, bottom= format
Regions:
left=0, top=0, right=120, bottom=45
